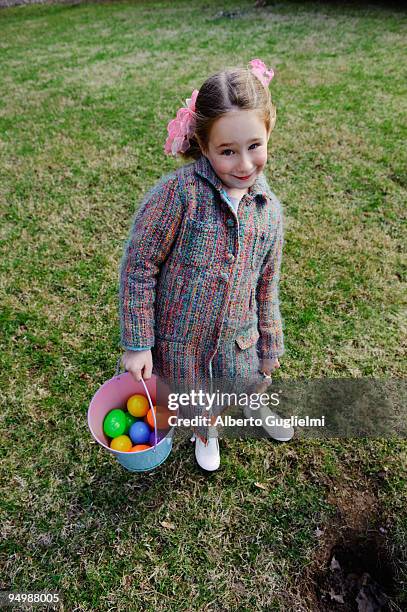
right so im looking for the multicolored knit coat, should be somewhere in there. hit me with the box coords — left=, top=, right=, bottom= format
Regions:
left=119, top=154, right=284, bottom=386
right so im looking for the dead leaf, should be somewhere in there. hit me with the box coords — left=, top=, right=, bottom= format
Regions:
left=254, top=482, right=267, bottom=490
left=160, top=521, right=176, bottom=530
left=329, top=588, right=344, bottom=603
left=330, top=555, right=341, bottom=571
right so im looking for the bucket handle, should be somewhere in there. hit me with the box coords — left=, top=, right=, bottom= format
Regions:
left=115, top=356, right=159, bottom=453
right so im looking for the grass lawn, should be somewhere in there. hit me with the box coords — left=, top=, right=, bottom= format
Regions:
left=0, top=0, right=406, bottom=609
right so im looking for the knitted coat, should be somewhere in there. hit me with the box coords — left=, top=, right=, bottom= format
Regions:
left=119, top=154, right=284, bottom=386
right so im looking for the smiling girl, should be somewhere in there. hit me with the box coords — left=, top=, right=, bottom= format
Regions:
left=119, top=59, right=293, bottom=471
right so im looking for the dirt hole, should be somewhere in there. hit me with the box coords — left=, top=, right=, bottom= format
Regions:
left=314, top=528, right=397, bottom=611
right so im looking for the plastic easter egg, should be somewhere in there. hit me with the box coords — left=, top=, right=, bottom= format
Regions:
left=110, top=435, right=132, bottom=452
left=149, top=430, right=166, bottom=446
left=124, top=412, right=137, bottom=434
left=145, top=406, right=171, bottom=431
left=103, top=409, right=126, bottom=438
left=129, top=420, right=150, bottom=445
left=127, top=394, right=149, bottom=417
left=130, top=444, right=151, bottom=452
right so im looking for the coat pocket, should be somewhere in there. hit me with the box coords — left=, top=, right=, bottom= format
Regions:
left=235, top=327, right=260, bottom=350
left=178, top=218, right=217, bottom=267
left=249, top=286, right=255, bottom=312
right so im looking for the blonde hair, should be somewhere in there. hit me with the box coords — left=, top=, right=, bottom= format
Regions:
left=178, top=64, right=276, bottom=161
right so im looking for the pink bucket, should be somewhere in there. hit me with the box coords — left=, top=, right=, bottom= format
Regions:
left=88, top=370, right=174, bottom=472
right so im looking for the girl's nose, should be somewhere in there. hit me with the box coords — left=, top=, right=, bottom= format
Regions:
left=237, top=154, right=253, bottom=174
left=237, top=165, right=254, bottom=176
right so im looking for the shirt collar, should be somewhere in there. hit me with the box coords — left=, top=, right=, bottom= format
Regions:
left=194, top=154, right=269, bottom=204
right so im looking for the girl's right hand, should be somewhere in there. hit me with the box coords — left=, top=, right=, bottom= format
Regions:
left=121, top=349, right=153, bottom=382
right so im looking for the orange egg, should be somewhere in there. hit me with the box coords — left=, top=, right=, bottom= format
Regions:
left=127, top=394, right=149, bottom=417
left=145, top=405, right=171, bottom=430
left=110, top=435, right=132, bottom=452
left=130, top=444, right=151, bottom=452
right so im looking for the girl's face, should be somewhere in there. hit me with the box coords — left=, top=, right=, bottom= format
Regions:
left=203, top=109, right=270, bottom=191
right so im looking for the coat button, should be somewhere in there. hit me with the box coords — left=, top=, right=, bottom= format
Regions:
left=219, top=272, right=229, bottom=282
left=226, top=253, right=235, bottom=263
left=226, top=218, right=234, bottom=227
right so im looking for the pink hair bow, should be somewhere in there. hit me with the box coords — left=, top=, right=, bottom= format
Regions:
left=164, top=89, right=199, bottom=157
left=249, top=58, right=274, bottom=87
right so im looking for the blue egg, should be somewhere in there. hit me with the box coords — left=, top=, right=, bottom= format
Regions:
left=129, top=421, right=150, bottom=445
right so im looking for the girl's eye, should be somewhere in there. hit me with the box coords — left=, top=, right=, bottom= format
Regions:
left=221, top=143, right=261, bottom=156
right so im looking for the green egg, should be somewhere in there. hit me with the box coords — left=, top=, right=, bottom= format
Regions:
left=124, top=412, right=137, bottom=434
left=103, top=409, right=126, bottom=438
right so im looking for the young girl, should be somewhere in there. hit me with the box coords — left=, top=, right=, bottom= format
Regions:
left=119, top=59, right=293, bottom=471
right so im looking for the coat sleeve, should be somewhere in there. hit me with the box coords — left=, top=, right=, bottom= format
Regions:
left=255, top=194, right=285, bottom=360
left=119, top=174, right=185, bottom=351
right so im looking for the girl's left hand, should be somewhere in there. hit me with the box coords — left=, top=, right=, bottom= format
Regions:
left=259, top=357, right=280, bottom=377
left=246, top=358, right=280, bottom=396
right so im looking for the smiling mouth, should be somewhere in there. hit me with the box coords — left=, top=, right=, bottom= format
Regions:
left=233, top=171, right=254, bottom=180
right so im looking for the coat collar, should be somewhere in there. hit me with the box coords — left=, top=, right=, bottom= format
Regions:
left=194, top=154, right=269, bottom=204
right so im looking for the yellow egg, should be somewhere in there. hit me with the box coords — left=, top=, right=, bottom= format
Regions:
left=127, top=394, right=149, bottom=417
left=110, top=435, right=132, bottom=452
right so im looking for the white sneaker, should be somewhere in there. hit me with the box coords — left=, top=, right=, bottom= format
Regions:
left=244, top=405, right=294, bottom=442
left=194, top=436, right=220, bottom=471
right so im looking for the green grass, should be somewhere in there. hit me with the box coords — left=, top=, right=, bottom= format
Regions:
left=0, top=0, right=406, bottom=610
